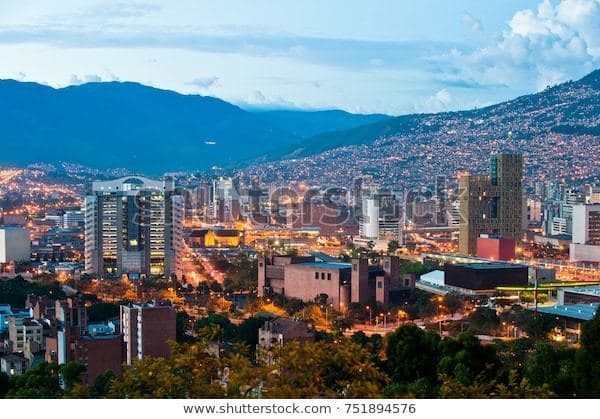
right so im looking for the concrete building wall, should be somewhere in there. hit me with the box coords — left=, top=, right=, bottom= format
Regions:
left=76, top=336, right=123, bottom=385
left=283, top=264, right=348, bottom=309
left=570, top=243, right=600, bottom=262
left=350, top=258, right=370, bottom=303
left=0, top=227, right=31, bottom=263
left=139, top=307, right=176, bottom=360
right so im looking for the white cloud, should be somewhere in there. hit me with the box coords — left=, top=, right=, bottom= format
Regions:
left=462, top=12, right=482, bottom=32
left=69, top=74, right=103, bottom=85
left=439, top=0, right=600, bottom=93
left=186, top=76, right=219, bottom=90
left=422, top=89, right=453, bottom=113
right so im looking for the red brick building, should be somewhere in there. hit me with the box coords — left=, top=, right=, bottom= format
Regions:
left=120, top=300, right=176, bottom=365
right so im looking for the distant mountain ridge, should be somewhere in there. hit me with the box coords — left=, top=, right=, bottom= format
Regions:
left=246, top=69, right=600, bottom=189
left=262, top=69, right=600, bottom=162
left=253, top=110, right=390, bottom=139
left=0, top=80, right=388, bottom=174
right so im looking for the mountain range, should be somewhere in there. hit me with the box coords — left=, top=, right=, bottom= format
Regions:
left=0, top=79, right=389, bottom=174
left=245, top=69, right=600, bottom=189
left=1, top=69, right=599, bottom=183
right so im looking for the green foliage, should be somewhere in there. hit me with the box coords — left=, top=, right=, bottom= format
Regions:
left=397, top=260, right=433, bottom=276
left=235, top=316, right=268, bottom=348
left=176, top=312, right=193, bottom=343
left=90, top=370, right=116, bottom=398
left=443, top=294, right=463, bottom=315
left=437, top=333, right=500, bottom=386
left=500, top=306, right=559, bottom=341
left=194, top=313, right=236, bottom=342
left=0, top=372, right=12, bottom=398
left=575, top=313, right=600, bottom=396
left=523, top=342, right=576, bottom=396
left=387, top=240, right=400, bottom=255
left=386, top=324, right=441, bottom=385
left=87, top=301, right=120, bottom=322
left=0, top=276, right=66, bottom=308
left=467, top=308, right=500, bottom=335
left=6, top=362, right=62, bottom=398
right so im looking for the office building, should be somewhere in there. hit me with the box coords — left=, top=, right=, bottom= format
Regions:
left=120, top=300, right=176, bottom=365
left=459, top=153, right=523, bottom=255
left=84, top=176, right=184, bottom=279
left=62, top=210, right=85, bottom=229
left=570, top=204, right=600, bottom=262
left=358, top=190, right=401, bottom=243
left=0, top=226, right=31, bottom=263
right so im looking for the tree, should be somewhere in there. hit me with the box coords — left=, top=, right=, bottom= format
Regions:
left=60, top=362, right=86, bottom=392
left=7, top=362, right=62, bottom=398
left=443, top=294, right=463, bottom=316
left=194, top=313, right=237, bottom=341
left=437, top=332, right=500, bottom=386
left=386, top=324, right=441, bottom=385
left=176, top=312, right=193, bottom=343
left=387, top=240, right=400, bottom=255
left=575, top=313, right=600, bottom=396
left=108, top=343, right=224, bottom=398
left=524, top=342, right=575, bottom=397
left=90, top=370, right=116, bottom=398
left=467, top=308, right=500, bottom=335
left=87, top=302, right=120, bottom=322
left=265, top=341, right=388, bottom=397
left=235, top=316, right=268, bottom=348
left=0, top=371, right=12, bottom=398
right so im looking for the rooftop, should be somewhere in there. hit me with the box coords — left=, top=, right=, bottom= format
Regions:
left=564, top=286, right=600, bottom=297
left=298, top=262, right=351, bottom=270
left=453, top=262, right=525, bottom=270
left=536, top=303, right=599, bottom=321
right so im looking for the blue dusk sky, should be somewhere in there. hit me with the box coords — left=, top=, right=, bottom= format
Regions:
left=0, top=0, right=598, bottom=114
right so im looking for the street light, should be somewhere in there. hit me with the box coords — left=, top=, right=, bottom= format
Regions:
left=366, top=305, right=372, bottom=325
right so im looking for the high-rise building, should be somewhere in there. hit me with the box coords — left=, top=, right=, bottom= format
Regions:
left=358, top=190, right=401, bottom=242
left=459, top=153, right=523, bottom=255
left=120, top=301, right=176, bottom=365
left=84, top=176, right=184, bottom=279
left=570, top=204, right=600, bottom=262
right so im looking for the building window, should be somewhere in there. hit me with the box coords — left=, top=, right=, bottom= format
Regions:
left=321, top=272, right=325, bottom=280
left=327, top=273, right=331, bottom=280
left=378, top=281, right=383, bottom=289
left=315, top=272, right=319, bottom=279
left=384, top=261, right=390, bottom=269
left=352, top=263, right=357, bottom=271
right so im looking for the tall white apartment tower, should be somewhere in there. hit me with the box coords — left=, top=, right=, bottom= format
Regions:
left=85, top=176, right=184, bottom=279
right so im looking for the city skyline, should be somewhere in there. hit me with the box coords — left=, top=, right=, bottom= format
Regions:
left=1, top=0, right=600, bottom=405
left=1, top=0, right=599, bottom=114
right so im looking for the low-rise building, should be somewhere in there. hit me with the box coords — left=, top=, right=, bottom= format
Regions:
left=0, top=353, right=27, bottom=376
left=189, top=228, right=241, bottom=248
left=258, top=255, right=400, bottom=309
left=476, top=235, right=516, bottom=261
left=8, top=316, right=43, bottom=352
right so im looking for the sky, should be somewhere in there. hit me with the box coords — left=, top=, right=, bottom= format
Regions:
left=0, top=0, right=599, bottom=115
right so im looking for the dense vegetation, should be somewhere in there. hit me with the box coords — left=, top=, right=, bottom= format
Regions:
left=2, top=314, right=599, bottom=398
left=0, top=276, right=65, bottom=308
